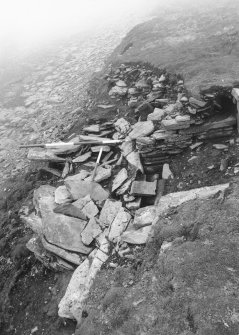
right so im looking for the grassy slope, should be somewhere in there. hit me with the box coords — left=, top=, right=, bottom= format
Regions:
left=107, top=1, right=239, bottom=96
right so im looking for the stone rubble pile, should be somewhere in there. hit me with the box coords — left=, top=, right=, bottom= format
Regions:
left=20, top=63, right=238, bottom=323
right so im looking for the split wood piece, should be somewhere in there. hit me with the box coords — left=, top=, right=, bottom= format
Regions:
left=154, top=179, right=165, bottom=205
left=27, top=148, right=66, bottom=162
left=130, top=180, right=157, bottom=197
left=92, top=147, right=103, bottom=181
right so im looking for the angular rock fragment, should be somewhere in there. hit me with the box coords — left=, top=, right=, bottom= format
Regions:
left=83, top=125, right=100, bottom=133
left=162, top=164, right=174, bottom=179
left=55, top=185, right=72, bottom=204
left=133, top=206, right=156, bottom=228
left=81, top=217, right=102, bottom=245
left=65, top=170, right=90, bottom=182
left=73, top=195, right=99, bottom=218
left=127, top=151, right=144, bottom=173
left=58, top=237, right=110, bottom=321
left=99, top=199, right=122, bottom=227
left=108, top=207, right=131, bottom=241
left=121, top=226, right=152, bottom=245
left=109, top=86, right=128, bottom=97
left=41, top=237, right=83, bottom=266
left=33, top=185, right=91, bottom=254
left=155, top=183, right=230, bottom=218
left=130, top=180, right=157, bottom=196
left=116, top=178, right=133, bottom=196
left=65, top=179, right=109, bottom=202
left=112, top=168, right=128, bottom=192
left=129, top=121, right=154, bottom=139
left=126, top=198, right=141, bottom=210
left=73, top=152, right=92, bottom=163
left=53, top=203, right=87, bottom=220
left=213, top=144, right=228, bottom=150
left=147, top=108, right=166, bottom=121
left=114, top=118, right=131, bottom=137
left=85, top=166, right=112, bottom=183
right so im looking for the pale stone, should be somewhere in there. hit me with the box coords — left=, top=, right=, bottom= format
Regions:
left=73, top=152, right=91, bottom=163
left=73, top=195, right=99, bottom=218
left=33, top=185, right=91, bottom=254
left=41, top=237, right=83, bottom=265
left=115, top=118, right=131, bottom=136
left=116, top=80, right=127, bottom=87
left=65, top=170, right=90, bottom=182
left=85, top=166, right=111, bottom=183
left=27, top=149, right=65, bottom=162
left=112, top=168, right=128, bottom=192
left=83, top=125, right=100, bottom=133
left=129, top=121, right=154, bottom=139
left=121, top=226, right=152, bottom=244
left=81, top=217, right=102, bottom=245
left=58, top=237, right=110, bottom=321
left=133, top=206, right=156, bottom=228
left=213, top=144, right=228, bottom=150
left=116, top=178, right=133, bottom=196
left=65, top=179, right=109, bottom=202
left=55, top=185, right=72, bottom=204
left=99, top=199, right=122, bottom=227
left=162, top=163, right=174, bottom=180
left=126, top=151, right=144, bottom=173
left=108, top=207, right=131, bottom=241
left=147, top=108, right=166, bottom=121
left=91, top=145, right=110, bottom=153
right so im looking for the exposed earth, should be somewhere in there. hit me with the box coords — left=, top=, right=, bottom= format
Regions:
left=1, top=1, right=239, bottom=335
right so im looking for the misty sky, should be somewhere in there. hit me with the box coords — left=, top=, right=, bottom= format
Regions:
left=0, top=0, right=158, bottom=52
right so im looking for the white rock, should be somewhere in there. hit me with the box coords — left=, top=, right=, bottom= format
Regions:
left=112, top=168, right=128, bottom=192
left=213, top=144, right=228, bottom=150
left=108, top=207, right=131, bottom=241
left=99, top=199, right=122, bottom=227
left=162, top=163, right=174, bottom=179
left=121, top=226, right=152, bottom=245
left=147, top=108, right=166, bottom=121
left=55, top=185, right=72, bottom=204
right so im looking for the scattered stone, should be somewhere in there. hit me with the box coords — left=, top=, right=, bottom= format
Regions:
left=81, top=217, right=102, bottom=245
left=123, top=194, right=135, bottom=202
left=73, top=152, right=92, bottom=163
left=129, top=121, right=154, bottom=139
left=91, top=146, right=110, bottom=153
left=180, top=96, right=188, bottom=102
left=109, top=86, right=128, bottom=97
left=130, top=180, right=157, bottom=196
left=116, top=80, right=127, bottom=87
left=162, top=164, right=174, bottom=179
left=213, top=144, right=228, bottom=150
left=65, top=179, right=109, bottom=202
left=121, top=226, right=152, bottom=245
left=220, top=158, right=228, bottom=172
left=99, top=199, right=122, bottom=227
left=97, top=104, right=115, bottom=110
left=116, top=178, right=133, bottom=196
left=53, top=203, right=87, bottom=220
left=188, top=156, right=198, bottom=163
left=133, top=206, right=156, bottom=228
left=114, top=118, right=131, bottom=136
left=55, top=186, right=72, bottom=204
left=126, top=151, right=144, bottom=173
left=112, top=168, right=128, bottom=192
left=41, top=237, right=83, bottom=265
left=65, top=170, right=90, bottom=182
left=83, top=125, right=100, bottom=133
left=85, top=166, right=112, bottom=183
left=147, top=108, right=166, bottom=121
left=135, top=101, right=154, bottom=120
left=126, top=198, right=141, bottom=210
left=190, top=142, right=203, bottom=150
left=33, top=185, right=91, bottom=254
left=73, top=195, right=99, bottom=218
left=108, top=207, right=131, bottom=241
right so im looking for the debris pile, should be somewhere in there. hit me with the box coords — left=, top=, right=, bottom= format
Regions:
left=19, top=63, right=238, bottom=323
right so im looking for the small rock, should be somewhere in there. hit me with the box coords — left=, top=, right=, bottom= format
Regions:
left=188, top=156, right=198, bottom=163
left=81, top=217, right=102, bottom=245
left=73, top=152, right=91, bottom=163
left=190, top=142, right=203, bottom=150
left=220, top=158, right=228, bottom=172
left=162, top=164, right=174, bottom=180
left=55, top=186, right=72, bottom=204
left=213, top=144, right=228, bottom=150
left=112, top=168, right=128, bottom=192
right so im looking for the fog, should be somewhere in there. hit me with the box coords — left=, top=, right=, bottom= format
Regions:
left=0, top=0, right=160, bottom=60
left=0, top=0, right=232, bottom=65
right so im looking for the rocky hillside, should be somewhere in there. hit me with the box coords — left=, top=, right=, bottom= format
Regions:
left=108, top=0, right=239, bottom=96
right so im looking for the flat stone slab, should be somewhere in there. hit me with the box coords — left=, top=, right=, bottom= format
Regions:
left=81, top=217, right=102, bottom=245
left=73, top=195, right=99, bottom=218
left=83, top=125, right=100, bottom=133
left=65, top=179, right=109, bottom=202
left=121, top=226, right=152, bottom=245
left=130, top=180, right=157, bottom=197
left=33, top=185, right=92, bottom=254
left=129, top=121, right=154, bottom=139
left=73, top=152, right=92, bottom=163
left=112, top=168, right=128, bottom=192
left=133, top=206, right=156, bottom=228
left=55, top=185, right=72, bottom=204
left=53, top=203, right=87, bottom=220
left=108, top=207, right=131, bottom=241
left=27, top=149, right=65, bottom=162
left=99, top=199, right=122, bottom=227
